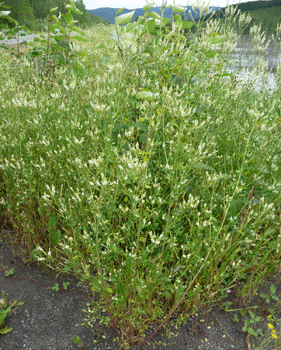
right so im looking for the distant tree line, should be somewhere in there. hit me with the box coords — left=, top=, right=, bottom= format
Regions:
left=200, top=0, right=281, bottom=38
left=204, top=0, right=281, bottom=21
left=1, top=0, right=109, bottom=31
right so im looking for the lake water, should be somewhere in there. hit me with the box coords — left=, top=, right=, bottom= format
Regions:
left=229, top=48, right=281, bottom=91
left=228, top=38, right=280, bottom=93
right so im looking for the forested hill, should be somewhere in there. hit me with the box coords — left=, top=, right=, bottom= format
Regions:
left=88, top=6, right=221, bottom=24
left=204, top=0, right=281, bottom=19
left=203, top=0, right=281, bottom=37
left=0, top=0, right=109, bottom=30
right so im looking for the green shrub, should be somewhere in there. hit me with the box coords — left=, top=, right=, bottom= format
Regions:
left=0, top=3, right=280, bottom=349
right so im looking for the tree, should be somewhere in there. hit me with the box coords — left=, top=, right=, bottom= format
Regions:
left=30, top=0, right=49, bottom=18
left=3, top=0, right=34, bottom=25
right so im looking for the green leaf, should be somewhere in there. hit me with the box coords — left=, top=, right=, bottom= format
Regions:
left=205, top=50, right=216, bottom=58
left=51, top=24, right=66, bottom=35
left=249, top=311, right=255, bottom=319
left=166, top=31, right=176, bottom=40
left=182, top=21, right=194, bottom=29
left=143, top=46, right=153, bottom=56
left=115, top=11, right=135, bottom=25
left=63, top=282, right=70, bottom=290
left=72, top=8, right=83, bottom=15
left=207, top=34, right=227, bottom=45
left=260, top=293, right=267, bottom=299
left=71, top=335, right=81, bottom=345
left=0, top=11, right=17, bottom=25
left=270, top=285, right=276, bottom=295
left=174, top=14, right=182, bottom=24
left=52, top=283, right=59, bottom=291
left=107, top=287, right=113, bottom=293
left=248, top=327, right=256, bottom=335
left=147, top=11, right=160, bottom=19
left=71, top=35, right=89, bottom=42
left=138, top=15, right=145, bottom=24
left=143, top=4, right=152, bottom=11
left=0, top=309, right=9, bottom=325
left=50, top=7, right=58, bottom=13
left=117, top=8, right=125, bottom=14
left=142, top=59, right=154, bottom=65
left=64, top=12, right=75, bottom=25
left=72, top=26, right=84, bottom=35
left=0, top=327, right=13, bottom=335
left=52, top=35, right=66, bottom=41
left=139, top=236, right=146, bottom=243
left=147, top=18, right=155, bottom=34
left=65, top=3, right=83, bottom=15
left=5, top=268, right=14, bottom=276
left=52, top=15, right=60, bottom=24
left=162, top=18, right=170, bottom=26
left=124, top=22, right=137, bottom=32
left=135, top=90, right=156, bottom=101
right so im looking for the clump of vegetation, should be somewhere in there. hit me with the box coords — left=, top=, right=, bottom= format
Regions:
left=0, top=1, right=281, bottom=349
left=0, top=289, right=24, bottom=335
left=0, top=0, right=108, bottom=32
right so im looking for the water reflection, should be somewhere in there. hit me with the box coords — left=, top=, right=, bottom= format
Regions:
left=228, top=47, right=280, bottom=93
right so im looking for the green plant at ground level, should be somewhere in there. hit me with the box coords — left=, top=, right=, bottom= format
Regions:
left=221, top=283, right=281, bottom=349
left=52, top=283, right=59, bottom=291
left=0, top=290, right=24, bottom=335
left=4, top=268, right=14, bottom=276
left=71, top=335, right=82, bottom=345
left=242, top=310, right=263, bottom=337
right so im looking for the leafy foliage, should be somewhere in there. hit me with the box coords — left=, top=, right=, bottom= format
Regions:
left=0, top=3, right=281, bottom=349
left=0, top=290, right=24, bottom=335
left=0, top=0, right=108, bottom=30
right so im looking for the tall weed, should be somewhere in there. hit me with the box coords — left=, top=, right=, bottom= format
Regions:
left=0, top=3, right=280, bottom=348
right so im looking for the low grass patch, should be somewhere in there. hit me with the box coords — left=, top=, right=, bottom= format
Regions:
left=0, top=2, right=281, bottom=348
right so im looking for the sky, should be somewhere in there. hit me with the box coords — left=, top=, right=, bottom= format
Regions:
left=83, top=0, right=259, bottom=11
